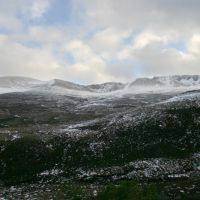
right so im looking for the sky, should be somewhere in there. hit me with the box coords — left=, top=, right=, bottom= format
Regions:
left=0, top=0, right=200, bottom=84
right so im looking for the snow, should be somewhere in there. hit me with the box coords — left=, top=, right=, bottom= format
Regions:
left=130, top=75, right=200, bottom=87
left=162, top=92, right=200, bottom=103
left=0, top=75, right=200, bottom=97
left=77, top=157, right=194, bottom=181
left=0, top=76, right=42, bottom=94
left=0, top=87, right=29, bottom=94
left=168, top=174, right=189, bottom=178
left=40, top=169, right=63, bottom=176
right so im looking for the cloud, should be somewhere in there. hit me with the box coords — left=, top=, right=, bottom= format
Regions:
left=0, top=34, right=61, bottom=80
left=1, top=0, right=200, bottom=83
left=118, top=31, right=200, bottom=77
left=82, top=0, right=200, bottom=34
left=0, top=0, right=53, bottom=32
left=29, top=25, right=68, bottom=44
left=89, top=28, right=131, bottom=60
left=0, top=13, right=22, bottom=31
left=64, top=40, right=113, bottom=83
left=0, top=33, right=118, bottom=83
left=78, top=0, right=200, bottom=78
left=30, top=0, right=52, bottom=19
left=188, top=34, right=200, bottom=55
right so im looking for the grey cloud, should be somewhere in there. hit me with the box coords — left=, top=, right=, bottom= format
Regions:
left=1, top=0, right=200, bottom=83
left=82, top=0, right=200, bottom=35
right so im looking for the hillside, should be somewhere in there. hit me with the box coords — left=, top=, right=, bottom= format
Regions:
left=0, top=76, right=200, bottom=199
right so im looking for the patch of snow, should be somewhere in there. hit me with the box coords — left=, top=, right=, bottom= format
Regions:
left=162, top=92, right=200, bottom=103
left=168, top=174, right=189, bottom=178
left=11, top=134, right=21, bottom=141
left=40, top=169, right=63, bottom=176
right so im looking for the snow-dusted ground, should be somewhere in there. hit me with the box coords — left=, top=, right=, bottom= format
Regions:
left=0, top=87, right=28, bottom=94
left=1, top=76, right=200, bottom=199
left=162, top=91, right=200, bottom=103
left=0, top=76, right=42, bottom=94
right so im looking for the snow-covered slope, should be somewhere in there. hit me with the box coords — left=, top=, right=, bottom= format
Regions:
left=45, top=79, right=91, bottom=91
left=0, top=76, right=41, bottom=88
left=47, top=80, right=126, bottom=93
left=0, top=77, right=127, bottom=95
left=130, top=75, right=200, bottom=87
left=87, top=82, right=126, bottom=93
left=1, top=75, right=200, bottom=95
left=0, top=77, right=42, bottom=94
left=125, top=75, right=200, bottom=94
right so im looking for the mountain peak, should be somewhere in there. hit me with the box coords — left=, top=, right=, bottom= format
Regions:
left=130, top=75, right=200, bottom=87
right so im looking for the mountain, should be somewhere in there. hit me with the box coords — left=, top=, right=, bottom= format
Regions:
left=0, top=77, right=127, bottom=94
left=45, top=79, right=91, bottom=91
left=0, top=76, right=42, bottom=94
left=130, top=75, right=200, bottom=87
left=87, top=82, right=126, bottom=93
left=1, top=76, right=200, bottom=198
left=1, top=75, right=200, bottom=95
left=0, top=76, right=41, bottom=88
left=0, top=85, right=200, bottom=187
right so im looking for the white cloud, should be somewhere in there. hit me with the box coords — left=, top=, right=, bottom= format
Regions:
left=133, top=32, right=164, bottom=49
left=188, top=34, right=200, bottom=55
left=0, top=34, right=119, bottom=83
left=82, top=0, right=200, bottom=35
left=0, top=13, right=22, bottom=31
left=1, top=0, right=200, bottom=83
left=64, top=40, right=114, bottom=83
left=0, top=34, right=61, bottom=80
left=89, top=28, right=131, bottom=60
left=29, top=26, right=68, bottom=44
left=118, top=31, right=200, bottom=77
left=30, top=0, right=52, bottom=19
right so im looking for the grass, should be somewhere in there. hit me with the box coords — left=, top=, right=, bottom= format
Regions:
left=0, top=135, right=57, bottom=185
left=97, top=181, right=161, bottom=200
left=97, top=179, right=200, bottom=200
left=38, top=179, right=200, bottom=200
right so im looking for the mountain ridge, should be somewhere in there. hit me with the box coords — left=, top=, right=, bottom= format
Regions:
left=0, top=75, right=200, bottom=94
left=130, top=75, right=200, bottom=87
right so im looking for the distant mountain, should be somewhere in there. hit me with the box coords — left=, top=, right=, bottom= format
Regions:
left=130, top=75, right=200, bottom=87
left=130, top=77, right=162, bottom=87
left=0, top=77, right=126, bottom=94
left=36, top=79, right=126, bottom=94
left=0, top=76, right=41, bottom=88
left=87, top=82, right=126, bottom=93
left=48, top=79, right=90, bottom=91
left=48, top=79, right=126, bottom=93
left=1, top=75, right=200, bottom=95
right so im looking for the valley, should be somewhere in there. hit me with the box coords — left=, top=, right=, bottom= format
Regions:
left=0, top=76, right=200, bottom=199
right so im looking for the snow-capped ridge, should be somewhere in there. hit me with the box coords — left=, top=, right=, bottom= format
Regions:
left=43, top=79, right=126, bottom=93
left=1, top=75, right=200, bottom=95
left=130, top=75, right=200, bottom=88
left=0, top=76, right=41, bottom=88
left=47, top=79, right=90, bottom=91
